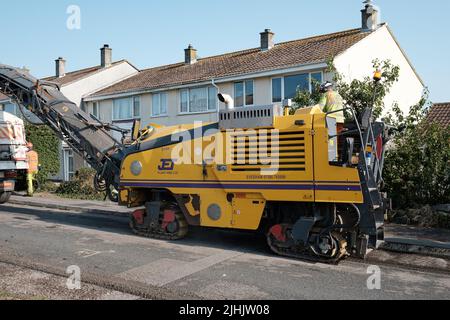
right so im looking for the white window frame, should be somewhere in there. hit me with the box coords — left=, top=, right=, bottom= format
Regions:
left=151, top=93, right=168, bottom=117
left=179, top=86, right=218, bottom=115
left=271, top=71, right=323, bottom=103
left=63, top=149, right=75, bottom=181
left=133, top=96, right=141, bottom=118
left=233, top=80, right=254, bottom=107
left=92, top=102, right=99, bottom=118
left=112, top=96, right=141, bottom=121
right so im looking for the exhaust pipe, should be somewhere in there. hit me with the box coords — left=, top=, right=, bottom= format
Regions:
left=218, top=93, right=234, bottom=110
left=211, top=79, right=234, bottom=110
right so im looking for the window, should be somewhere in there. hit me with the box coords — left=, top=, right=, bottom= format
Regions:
left=181, top=89, right=189, bottom=113
left=180, top=86, right=217, bottom=113
left=0, top=103, right=18, bottom=116
left=272, top=78, right=282, bottom=103
left=245, top=80, right=254, bottom=106
left=190, top=87, right=208, bottom=113
left=311, top=72, right=323, bottom=87
left=208, top=87, right=217, bottom=111
left=234, top=80, right=254, bottom=107
left=272, top=72, right=323, bottom=103
left=113, top=97, right=140, bottom=120
left=133, top=97, right=141, bottom=118
left=92, top=102, right=99, bottom=118
left=152, top=93, right=168, bottom=116
left=63, top=149, right=74, bottom=181
left=284, top=74, right=309, bottom=99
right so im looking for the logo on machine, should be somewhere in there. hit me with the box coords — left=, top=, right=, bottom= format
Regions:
left=158, top=159, right=175, bottom=171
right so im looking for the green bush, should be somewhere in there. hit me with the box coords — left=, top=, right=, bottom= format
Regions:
left=39, top=181, right=59, bottom=193
left=384, top=99, right=450, bottom=208
left=56, top=168, right=106, bottom=201
left=25, top=124, right=60, bottom=184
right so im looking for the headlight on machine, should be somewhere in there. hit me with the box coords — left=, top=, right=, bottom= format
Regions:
left=130, top=161, right=143, bottom=176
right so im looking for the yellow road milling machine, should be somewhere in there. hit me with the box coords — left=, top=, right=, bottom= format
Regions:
left=0, top=64, right=390, bottom=263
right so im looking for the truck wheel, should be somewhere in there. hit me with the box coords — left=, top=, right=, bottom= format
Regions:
left=0, top=192, right=12, bottom=204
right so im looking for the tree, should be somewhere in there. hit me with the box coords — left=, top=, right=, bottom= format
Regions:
left=334, top=59, right=399, bottom=119
left=292, top=58, right=449, bottom=209
left=292, top=59, right=400, bottom=120
left=383, top=94, right=450, bottom=208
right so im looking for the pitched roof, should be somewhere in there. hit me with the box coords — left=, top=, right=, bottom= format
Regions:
left=43, top=60, right=128, bottom=86
left=427, top=103, right=450, bottom=127
left=90, top=27, right=374, bottom=98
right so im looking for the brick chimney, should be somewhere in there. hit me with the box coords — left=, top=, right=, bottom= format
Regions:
left=55, top=57, right=66, bottom=78
left=361, top=0, right=380, bottom=31
left=185, top=44, right=197, bottom=65
left=260, top=29, right=275, bottom=51
left=101, top=44, right=112, bottom=68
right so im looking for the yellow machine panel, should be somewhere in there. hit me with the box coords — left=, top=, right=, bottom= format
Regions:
left=120, top=108, right=364, bottom=231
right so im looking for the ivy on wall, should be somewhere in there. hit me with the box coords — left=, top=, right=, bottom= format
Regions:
left=25, top=124, right=60, bottom=183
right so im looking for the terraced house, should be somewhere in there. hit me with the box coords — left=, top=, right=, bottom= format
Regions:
left=83, top=3, right=422, bottom=134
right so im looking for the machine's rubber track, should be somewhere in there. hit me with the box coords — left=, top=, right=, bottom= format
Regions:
left=130, top=211, right=189, bottom=241
left=267, top=226, right=348, bottom=265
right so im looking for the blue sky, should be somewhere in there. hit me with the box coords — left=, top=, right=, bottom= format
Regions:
left=1, top=0, right=449, bottom=102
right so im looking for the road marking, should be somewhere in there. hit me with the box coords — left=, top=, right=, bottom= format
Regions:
left=77, top=249, right=115, bottom=258
left=118, top=251, right=243, bottom=287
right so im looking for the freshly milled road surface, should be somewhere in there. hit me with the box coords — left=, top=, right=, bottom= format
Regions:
left=0, top=204, right=449, bottom=300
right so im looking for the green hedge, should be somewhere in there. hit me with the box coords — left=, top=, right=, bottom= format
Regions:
left=25, top=124, right=60, bottom=184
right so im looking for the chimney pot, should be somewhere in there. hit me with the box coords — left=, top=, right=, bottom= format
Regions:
left=101, top=44, right=112, bottom=68
left=55, top=57, right=66, bottom=78
left=260, top=29, right=275, bottom=51
left=361, top=0, right=380, bottom=31
left=185, top=44, right=197, bottom=65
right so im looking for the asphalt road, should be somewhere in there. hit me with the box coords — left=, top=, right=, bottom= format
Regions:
left=0, top=203, right=449, bottom=300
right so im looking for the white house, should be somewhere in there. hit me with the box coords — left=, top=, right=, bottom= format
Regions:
left=41, top=46, right=139, bottom=180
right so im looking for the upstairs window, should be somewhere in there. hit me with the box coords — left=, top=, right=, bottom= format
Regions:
left=152, top=93, right=168, bottom=116
left=92, top=102, right=99, bottom=118
left=180, top=86, right=217, bottom=113
left=234, top=80, right=254, bottom=107
left=113, top=97, right=140, bottom=120
left=133, top=96, right=141, bottom=118
left=272, top=72, right=323, bottom=103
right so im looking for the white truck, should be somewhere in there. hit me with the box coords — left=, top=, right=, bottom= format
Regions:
left=0, top=111, right=28, bottom=203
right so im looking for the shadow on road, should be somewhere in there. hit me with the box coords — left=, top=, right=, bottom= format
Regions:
left=1, top=204, right=274, bottom=258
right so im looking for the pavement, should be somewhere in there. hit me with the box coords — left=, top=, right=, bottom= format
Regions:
left=0, top=202, right=449, bottom=300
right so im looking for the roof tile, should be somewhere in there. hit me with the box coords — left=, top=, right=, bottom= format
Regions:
left=427, top=103, right=450, bottom=127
